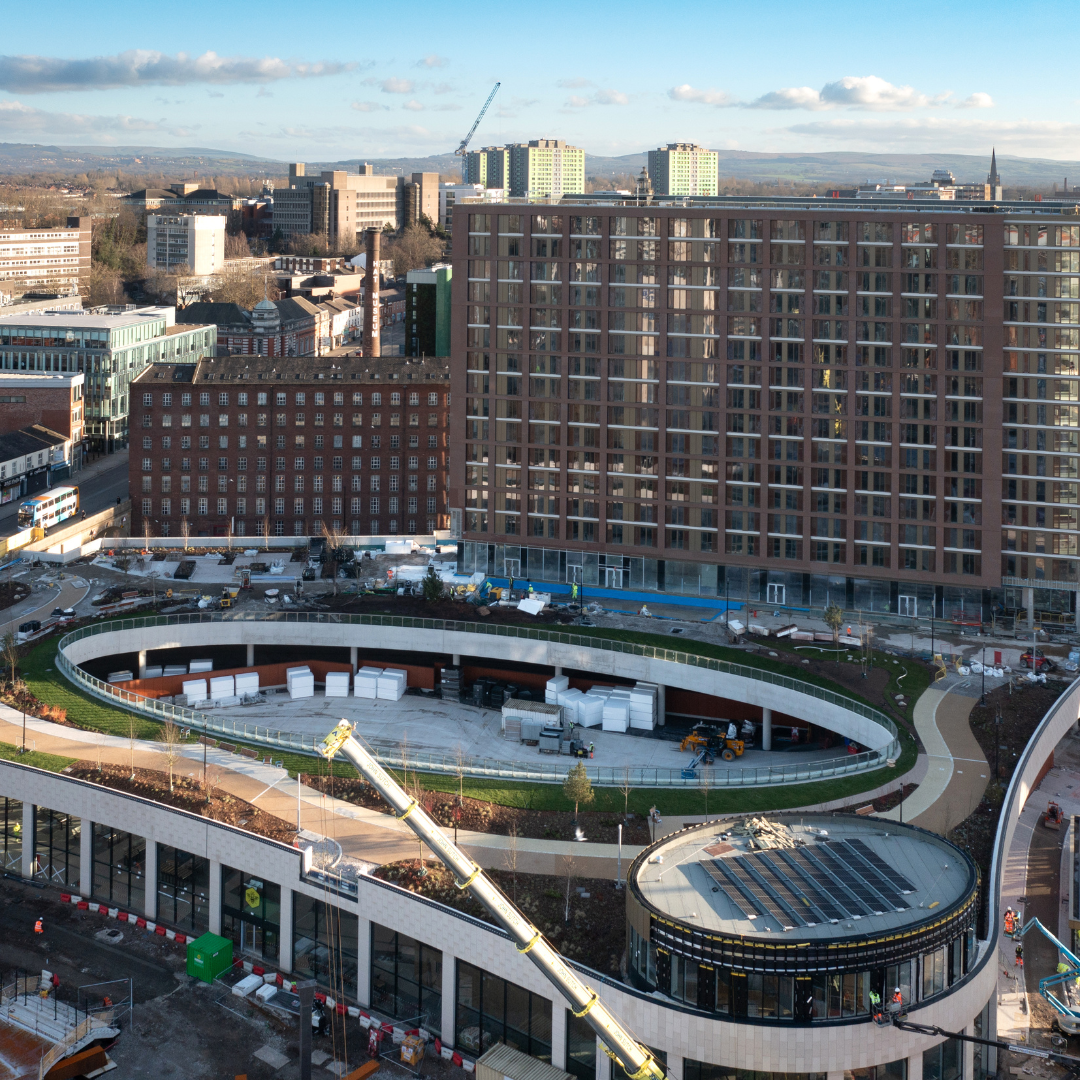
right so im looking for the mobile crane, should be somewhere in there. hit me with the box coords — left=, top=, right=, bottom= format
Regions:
left=316, top=720, right=666, bottom=1080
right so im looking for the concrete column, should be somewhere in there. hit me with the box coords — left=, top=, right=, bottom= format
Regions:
left=79, top=818, right=92, bottom=897
left=551, top=1006, right=567, bottom=1073
left=962, top=1029, right=975, bottom=1080
left=657, top=684, right=666, bottom=727
left=208, top=859, right=222, bottom=935
left=761, top=707, right=772, bottom=751
left=441, top=953, right=456, bottom=1046
left=908, top=1052, right=923, bottom=1080
left=1023, top=586, right=1035, bottom=630
left=554, top=665, right=563, bottom=677
left=246, top=643, right=255, bottom=667
left=355, top=912, right=371, bottom=1006
left=21, top=803, right=34, bottom=879
left=452, top=654, right=461, bottom=667
left=278, top=885, right=294, bottom=974
left=826, top=1071, right=844, bottom=1080
left=137, top=650, right=147, bottom=679
left=349, top=646, right=358, bottom=672
left=143, top=839, right=158, bottom=920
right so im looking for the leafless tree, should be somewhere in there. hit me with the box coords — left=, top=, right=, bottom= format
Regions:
left=261, top=515, right=271, bottom=551
left=203, top=763, right=223, bottom=803
left=1, top=631, right=18, bottom=687
left=180, top=515, right=191, bottom=552
left=385, top=226, right=445, bottom=277
left=618, top=764, right=633, bottom=821
left=128, top=713, right=139, bottom=779
left=503, top=823, right=520, bottom=903
left=562, top=853, right=576, bottom=925
left=224, top=232, right=252, bottom=259
left=157, top=720, right=183, bottom=792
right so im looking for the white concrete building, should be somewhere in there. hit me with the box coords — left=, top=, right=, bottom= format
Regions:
left=439, top=184, right=505, bottom=233
left=146, top=214, right=226, bottom=275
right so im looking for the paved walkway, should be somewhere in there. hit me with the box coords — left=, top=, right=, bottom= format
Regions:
left=0, top=576, right=89, bottom=641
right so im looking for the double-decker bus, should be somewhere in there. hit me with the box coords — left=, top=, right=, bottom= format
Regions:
left=17, top=486, right=79, bottom=530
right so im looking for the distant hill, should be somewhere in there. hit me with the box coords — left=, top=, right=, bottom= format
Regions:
left=0, top=142, right=1077, bottom=189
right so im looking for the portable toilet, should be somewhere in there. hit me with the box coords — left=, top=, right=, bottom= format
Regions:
left=186, top=931, right=233, bottom=984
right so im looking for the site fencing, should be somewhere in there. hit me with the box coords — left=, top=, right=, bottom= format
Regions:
left=56, top=613, right=900, bottom=789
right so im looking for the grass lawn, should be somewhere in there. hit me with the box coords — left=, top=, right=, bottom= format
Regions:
left=0, top=739, right=75, bottom=773
left=18, top=626, right=919, bottom=814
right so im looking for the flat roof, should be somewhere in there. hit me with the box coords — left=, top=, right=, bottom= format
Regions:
left=0, top=372, right=83, bottom=386
left=634, top=813, right=975, bottom=942
left=0, top=312, right=168, bottom=330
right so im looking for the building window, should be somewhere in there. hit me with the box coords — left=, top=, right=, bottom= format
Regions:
left=293, top=893, right=358, bottom=1000
left=923, top=1039, right=962, bottom=1080
left=34, top=808, right=80, bottom=886
left=92, top=824, right=146, bottom=910
left=846, top=1064, right=908, bottom=1080
left=221, top=866, right=280, bottom=963
left=371, top=923, right=443, bottom=1035
left=0, top=797, right=22, bottom=872
left=157, top=844, right=210, bottom=932
left=684, top=1067, right=821, bottom=1080
left=456, top=959, right=552, bottom=1061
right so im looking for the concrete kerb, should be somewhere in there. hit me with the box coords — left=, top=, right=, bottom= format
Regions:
left=54, top=613, right=903, bottom=790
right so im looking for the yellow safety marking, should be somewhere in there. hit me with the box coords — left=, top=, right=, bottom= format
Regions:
left=572, top=992, right=599, bottom=1018
left=456, top=866, right=482, bottom=890
left=517, top=932, right=543, bottom=955
left=627, top=1057, right=662, bottom=1080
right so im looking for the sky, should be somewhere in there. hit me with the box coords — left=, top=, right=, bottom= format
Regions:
left=2, top=0, right=1079, bottom=168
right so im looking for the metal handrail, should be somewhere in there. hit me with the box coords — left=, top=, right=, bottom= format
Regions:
left=55, top=614, right=901, bottom=789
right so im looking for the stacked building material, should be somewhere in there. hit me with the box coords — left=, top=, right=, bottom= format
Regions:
left=287, top=666, right=314, bottom=700
left=182, top=678, right=207, bottom=703
left=545, top=675, right=569, bottom=703
left=324, top=671, right=350, bottom=698
left=630, top=683, right=658, bottom=730
left=234, top=672, right=259, bottom=696
left=189, top=659, right=214, bottom=673
left=439, top=667, right=462, bottom=699
left=377, top=669, right=407, bottom=701
left=354, top=666, right=382, bottom=699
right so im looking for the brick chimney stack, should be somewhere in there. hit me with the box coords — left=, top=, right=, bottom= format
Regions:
left=363, top=228, right=381, bottom=357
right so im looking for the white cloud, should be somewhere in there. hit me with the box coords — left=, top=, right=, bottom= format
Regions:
left=256, top=87, right=273, bottom=98
left=567, top=89, right=629, bottom=108
left=958, top=92, right=994, bottom=109
left=0, top=50, right=354, bottom=92
left=379, top=77, right=414, bottom=94
left=818, top=75, right=948, bottom=110
left=351, top=100, right=386, bottom=112
left=0, top=99, right=187, bottom=136
left=433, top=82, right=455, bottom=95
left=748, top=86, right=825, bottom=110
left=403, top=99, right=424, bottom=111
left=417, top=54, right=447, bottom=68
left=558, top=77, right=591, bottom=89
left=668, top=84, right=736, bottom=106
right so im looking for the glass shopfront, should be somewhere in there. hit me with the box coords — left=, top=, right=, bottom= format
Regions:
left=371, top=922, right=443, bottom=1035
left=34, top=808, right=79, bottom=886
left=293, top=894, right=358, bottom=1001
left=156, top=844, right=210, bottom=933
left=92, top=824, right=146, bottom=910
left=0, top=797, right=22, bottom=872
left=221, top=866, right=280, bottom=963
left=456, top=960, right=551, bottom=1061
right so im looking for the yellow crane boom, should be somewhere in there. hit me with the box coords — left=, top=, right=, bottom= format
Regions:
left=317, top=720, right=665, bottom=1080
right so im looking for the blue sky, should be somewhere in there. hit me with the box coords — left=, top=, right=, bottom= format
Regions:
left=1, top=0, right=1078, bottom=166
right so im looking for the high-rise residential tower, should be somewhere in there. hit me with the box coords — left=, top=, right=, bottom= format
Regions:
left=647, top=144, right=720, bottom=198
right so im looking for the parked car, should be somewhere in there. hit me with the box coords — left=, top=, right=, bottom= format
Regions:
left=1021, top=649, right=1056, bottom=672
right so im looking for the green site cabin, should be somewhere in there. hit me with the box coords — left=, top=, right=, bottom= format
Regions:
left=186, top=931, right=233, bottom=983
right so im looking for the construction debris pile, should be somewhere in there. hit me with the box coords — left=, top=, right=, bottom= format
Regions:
left=740, top=817, right=801, bottom=850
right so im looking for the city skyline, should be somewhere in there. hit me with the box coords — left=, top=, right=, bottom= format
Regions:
left=2, top=0, right=1079, bottom=162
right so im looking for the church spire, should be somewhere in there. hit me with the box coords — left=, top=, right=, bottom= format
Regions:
left=988, top=148, right=1000, bottom=186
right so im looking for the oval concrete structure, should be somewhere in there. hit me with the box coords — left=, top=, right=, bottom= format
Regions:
left=58, top=614, right=901, bottom=786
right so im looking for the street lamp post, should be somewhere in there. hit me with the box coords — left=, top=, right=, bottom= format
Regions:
left=979, top=644, right=986, bottom=706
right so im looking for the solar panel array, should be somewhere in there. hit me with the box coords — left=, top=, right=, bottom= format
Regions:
left=704, top=836, right=914, bottom=932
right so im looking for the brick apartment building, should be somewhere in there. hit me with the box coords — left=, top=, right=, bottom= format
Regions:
left=130, top=355, right=451, bottom=540
left=0, top=217, right=90, bottom=301
left=177, top=298, right=323, bottom=358
left=449, top=195, right=1080, bottom=626
left=0, top=372, right=85, bottom=471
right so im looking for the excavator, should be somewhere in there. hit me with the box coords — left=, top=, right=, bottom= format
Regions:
left=316, top=720, right=667, bottom=1080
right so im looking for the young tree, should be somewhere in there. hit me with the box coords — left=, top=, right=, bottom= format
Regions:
left=128, top=713, right=139, bottom=780
left=562, top=761, right=594, bottom=824
left=157, top=720, right=183, bottom=793
left=823, top=604, right=844, bottom=659
left=1, top=632, right=18, bottom=687
left=618, top=763, right=633, bottom=821
left=261, top=515, right=271, bottom=551
left=180, top=515, right=191, bottom=552
left=561, top=853, right=576, bottom=925
left=503, top=823, right=520, bottom=903
left=421, top=564, right=443, bottom=603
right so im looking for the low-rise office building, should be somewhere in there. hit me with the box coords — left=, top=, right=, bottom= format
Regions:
left=129, top=354, right=451, bottom=539
left=0, top=217, right=90, bottom=302
left=0, top=309, right=215, bottom=452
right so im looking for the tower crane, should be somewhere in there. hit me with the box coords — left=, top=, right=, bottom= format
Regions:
left=455, top=82, right=501, bottom=156
left=316, top=720, right=666, bottom=1080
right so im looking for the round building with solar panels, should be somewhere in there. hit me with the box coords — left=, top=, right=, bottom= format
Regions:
left=626, top=813, right=980, bottom=1023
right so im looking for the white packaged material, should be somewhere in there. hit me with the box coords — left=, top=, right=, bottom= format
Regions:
left=325, top=671, right=350, bottom=698
left=232, top=974, right=263, bottom=998
left=377, top=671, right=406, bottom=701
left=210, top=675, right=235, bottom=699
left=576, top=699, right=604, bottom=728
left=163, top=664, right=187, bottom=677
left=602, top=700, right=629, bottom=732
left=286, top=665, right=312, bottom=682
left=143, top=665, right=163, bottom=679
left=255, top=982, right=277, bottom=1002
left=546, top=675, right=570, bottom=693
left=557, top=688, right=584, bottom=721
left=189, top=659, right=214, bottom=673
left=289, top=678, right=315, bottom=700
left=182, top=678, right=207, bottom=702
left=234, top=672, right=260, bottom=695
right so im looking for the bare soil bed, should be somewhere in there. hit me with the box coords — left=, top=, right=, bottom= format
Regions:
left=329, top=592, right=572, bottom=625
left=302, top=773, right=652, bottom=845
left=834, top=782, right=919, bottom=815
left=0, top=578, right=31, bottom=613
left=374, top=859, right=626, bottom=976
left=66, top=761, right=297, bottom=844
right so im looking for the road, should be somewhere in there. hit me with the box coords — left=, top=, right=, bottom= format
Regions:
left=0, top=457, right=129, bottom=536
